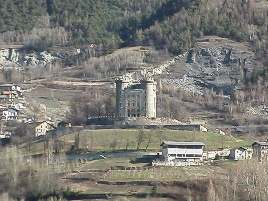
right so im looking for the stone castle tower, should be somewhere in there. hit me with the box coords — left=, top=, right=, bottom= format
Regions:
left=115, top=77, right=156, bottom=119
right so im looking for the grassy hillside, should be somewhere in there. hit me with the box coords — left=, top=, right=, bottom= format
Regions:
left=25, top=129, right=252, bottom=155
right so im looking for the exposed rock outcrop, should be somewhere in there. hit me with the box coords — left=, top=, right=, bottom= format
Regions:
left=164, top=36, right=261, bottom=95
left=0, top=48, right=58, bottom=68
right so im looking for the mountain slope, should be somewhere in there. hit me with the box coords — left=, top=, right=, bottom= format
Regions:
left=0, top=0, right=267, bottom=66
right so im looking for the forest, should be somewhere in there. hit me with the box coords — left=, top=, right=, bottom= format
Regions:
left=0, top=0, right=267, bottom=61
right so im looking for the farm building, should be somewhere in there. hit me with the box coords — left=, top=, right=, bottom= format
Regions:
left=252, top=141, right=268, bottom=161
left=229, top=147, right=252, bottom=160
left=153, top=141, right=205, bottom=166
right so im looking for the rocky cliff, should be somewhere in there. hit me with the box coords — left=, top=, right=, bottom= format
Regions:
left=0, top=48, right=58, bottom=69
left=164, top=36, right=261, bottom=95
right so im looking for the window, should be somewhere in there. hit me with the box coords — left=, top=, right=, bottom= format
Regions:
left=186, top=154, right=194, bottom=157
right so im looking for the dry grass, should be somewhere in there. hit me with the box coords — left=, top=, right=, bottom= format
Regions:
left=102, top=165, right=224, bottom=182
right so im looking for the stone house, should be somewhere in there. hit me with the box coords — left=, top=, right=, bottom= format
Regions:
left=252, top=141, right=268, bottom=161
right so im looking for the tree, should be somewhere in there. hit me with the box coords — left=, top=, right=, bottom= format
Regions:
left=67, top=90, right=115, bottom=125
left=145, top=132, right=152, bottom=151
left=3, top=69, right=13, bottom=82
left=74, top=132, right=80, bottom=150
left=136, top=128, right=145, bottom=150
left=109, top=138, right=118, bottom=151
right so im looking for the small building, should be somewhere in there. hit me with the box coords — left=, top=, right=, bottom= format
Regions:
left=0, top=131, right=12, bottom=139
left=34, top=121, right=55, bottom=137
left=252, top=141, right=268, bottom=161
left=216, top=129, right=226, bottom=135
left=0, top=84, right=22, bottom=101
left=2, top=108, right=19, bottom=120
left=57, top=121, right=72, bottom=128
left=155, top=141, right=205, bottom=166
left=0, top=94, right=12, bottom=103
left=0, top=131, right=11, bottom=145
left=229, top=147, right=252, bottom=161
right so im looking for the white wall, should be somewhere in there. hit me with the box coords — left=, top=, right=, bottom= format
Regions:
left=162, top=147, right=203, bottom=161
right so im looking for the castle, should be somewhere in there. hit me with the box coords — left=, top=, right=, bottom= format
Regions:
left=115, top=77, right=156, bottom=120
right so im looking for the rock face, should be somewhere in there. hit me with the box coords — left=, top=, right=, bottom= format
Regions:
left=165, top=36, right=260, bottom=95
left=0, top=48, right=58, bottom=68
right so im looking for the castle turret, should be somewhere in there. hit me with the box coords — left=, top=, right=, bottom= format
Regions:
left=143, top=78, right=156, bottom=118
left=115, top=78, right=129, bottom=119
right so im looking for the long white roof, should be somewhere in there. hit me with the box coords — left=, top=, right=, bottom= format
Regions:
left=161, top=141, right=205, bottom=146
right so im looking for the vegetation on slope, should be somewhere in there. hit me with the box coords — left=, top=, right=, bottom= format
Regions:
left=0, top=0, right=267, bottom=60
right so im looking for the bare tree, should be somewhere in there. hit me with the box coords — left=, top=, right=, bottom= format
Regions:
left=145, top=132, right=152, bottom=151
left=136, top=128, right=145, bottom=150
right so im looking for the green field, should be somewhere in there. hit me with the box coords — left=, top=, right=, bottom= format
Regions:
left=26, top=129, right=252, bottom=155
left=62, top=129, right=251, bottom=151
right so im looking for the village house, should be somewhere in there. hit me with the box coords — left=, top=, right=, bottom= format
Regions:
left=0, top=84, right=22, bottom=99
left=0, top=93, right=12, bottom=103
left=2, top=107, right=19, bottom=120
left=0, top=84, right=23, bottom=105
left=229, top=147, right=253, bottom=160
left=11, top=103, right=25, bottom=111
left=0, top=84, right=22, bottom=93
left=153, top=141, right=205, bottom=166
left=34, top=121, right=55, bottom=137
left=0, top=131, right=12, bottom=139
left=0, top=130, right=11, bottom=145
left=252, top=141, right=268, bottom=161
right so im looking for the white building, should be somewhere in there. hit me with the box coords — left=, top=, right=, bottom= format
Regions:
left=2, top=108, right=19, bottom=120
left=160, top=141, right=205, bottom=163
left=0, top=131, right=12, bottom=139
left=229, top=147, right=252, bottom=160
left=34, top=121, right=55, bottom=137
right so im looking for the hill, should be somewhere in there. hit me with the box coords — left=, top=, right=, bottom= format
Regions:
left=0, top=0, right=267, bottom=60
